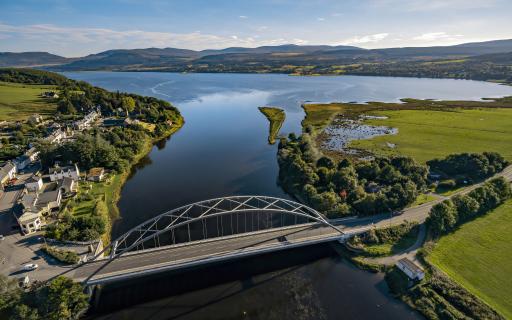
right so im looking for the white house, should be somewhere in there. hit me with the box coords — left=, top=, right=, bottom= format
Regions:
left=396, top=258, right=425, bottom=281
left=0, top=162, right=17, bottom=188
left=87, top=167, right=105, bottom=182
left=58, top=177, right=77, bottom=194
left=44, top=129, right=66, bottom=144
left=36, top=189, right=62, bottom=211
left=17, top=211, right=43, bottom=234
left=73, top=109, right=100, bottom=131
left=25, top=175, right=43, bottom=192
left=49, top=164, right=80, bottom=182
left=15, top=147, right=40, bottom=170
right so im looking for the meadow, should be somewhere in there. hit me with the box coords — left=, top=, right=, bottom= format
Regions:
left=428, top=199, right=512, bottom=319
left=349, top=108, right=512, bottom=163
left=303, top=97, right=512, bottom=163
left=0, top=81, right=57, bottom=120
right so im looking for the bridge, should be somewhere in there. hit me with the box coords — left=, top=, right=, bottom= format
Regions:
left=66, top=196, right=352, bottom=286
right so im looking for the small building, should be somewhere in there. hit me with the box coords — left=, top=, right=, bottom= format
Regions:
left=0, top=161, right=17, bottom=188
left=396, top=258, right=425, bottom=281
left=58, top=176, right=77, bottom=194
left=17, top=211, right=43, bottom=234
left=15, top=147, right=40, bottom=170
left=73, top=110, right=100, bottom=131
left=49, top=163, right=80, bottom=182
left=87, top=167, right=105, bottom=182
left=42, top=91, right=59, bottom=99
left=25, top=175, right=43, bottom=192
left=102, top=118, right=131, bottom=127
left=44, top=129, right=66, bottom=144
left=36, top=189, right=62, bottom=211
left=28, top=114, right=43, bottom=125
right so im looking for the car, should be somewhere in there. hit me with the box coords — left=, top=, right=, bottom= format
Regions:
left=22, top=263, right=38, bottom=271
left=0, top=235, right=4, bottom=241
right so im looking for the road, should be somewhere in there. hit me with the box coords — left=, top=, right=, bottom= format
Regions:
left=3, top=165, right=512, bottom=285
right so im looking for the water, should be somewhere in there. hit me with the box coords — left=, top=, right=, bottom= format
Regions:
left=63, top=72, right=512, bottom=319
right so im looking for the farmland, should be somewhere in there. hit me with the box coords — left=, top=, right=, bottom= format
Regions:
left=428, top=199, right=512, bottom=319
left=0, top=81, right=58, bottom=120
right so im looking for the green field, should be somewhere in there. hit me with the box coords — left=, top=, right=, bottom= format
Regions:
left=0, top=81, right=58, bottom=120
left=259, top=106, right=286, bottom=144
left=349, top=108, right=512, bottom=163
left=428, top=199, right=512, bottom=319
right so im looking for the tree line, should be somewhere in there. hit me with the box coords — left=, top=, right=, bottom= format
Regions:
left=428, top=177, right=511, bottom=236
left=277, top=133, right=428, bottom=217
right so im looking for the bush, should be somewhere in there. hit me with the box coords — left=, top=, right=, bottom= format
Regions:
left=41, top=246, right=79, bottom=265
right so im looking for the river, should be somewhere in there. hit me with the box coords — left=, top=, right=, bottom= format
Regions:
left=63, top=72, right=512, bottom=319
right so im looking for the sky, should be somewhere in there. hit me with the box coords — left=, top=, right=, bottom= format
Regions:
left=0, top=0, right=511, bottom=57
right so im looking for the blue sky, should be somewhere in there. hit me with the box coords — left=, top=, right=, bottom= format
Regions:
left=1, top=0, right=511, bottom=57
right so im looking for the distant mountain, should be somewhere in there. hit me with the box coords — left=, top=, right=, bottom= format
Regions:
left=1, top=39, right=512, bottom=72
left=0, top=52, right=70, bottom=67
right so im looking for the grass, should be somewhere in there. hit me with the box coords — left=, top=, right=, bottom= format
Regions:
left=428, top=199, right=512, bottom=319
left=259, top=106, right=286, bottom=144
left=409, top=193, right=437, bottom=207
left=349, top=108, right=512, bottom=163
left=362, top=226, right=419, bottom=257
left=0, top=81, right=58, bottom=120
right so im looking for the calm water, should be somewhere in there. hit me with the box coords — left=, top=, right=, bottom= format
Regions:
left=64, top=72, right=512, bottom=319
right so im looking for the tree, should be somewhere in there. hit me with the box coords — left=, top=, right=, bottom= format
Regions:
left=0, top=274, right=21, bottom=312
left=122, top=96, right=136, bottom=113
left=12, top=304, right=39, bottom=320
left=37, top=277, right=88, bottom=320
left=451, top=194, right=480, bottom=222
left=317, top=156, right=335, bottom=169
left=429, top=200, right=458, bottom=235
left=57, top=99, right=77, bottom=114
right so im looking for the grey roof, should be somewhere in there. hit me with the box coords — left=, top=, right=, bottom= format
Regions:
left=49, top=164, right=77, bottom=174
left=37, top=190, right=61, bottom=206
left=58, top=177, right=74, bottom=189
left=26, top=175, right=42, bottom=184
left=398, top=258, right=424, bottom=274
left=0, top=162, right=15, bottom=180
left=20, top=193, right=38, bottom=209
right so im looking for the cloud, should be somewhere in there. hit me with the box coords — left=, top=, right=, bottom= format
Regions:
left=317, top=17, right=325, bottom=21
left=239, top=15, right=248, bottom=19
left=370, top=0, right=498, bottom=11
left=0, top=23, right=311, bottom=56
left=342, top=33, right=389, bottom=45
left=412, top=32, right=463, bottom=42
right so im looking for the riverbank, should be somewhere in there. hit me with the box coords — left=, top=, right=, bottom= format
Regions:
left=100, top=117, right=184, bottom=245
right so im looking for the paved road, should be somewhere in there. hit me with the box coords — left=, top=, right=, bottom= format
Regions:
left=5, top=165, right=512, bottom=284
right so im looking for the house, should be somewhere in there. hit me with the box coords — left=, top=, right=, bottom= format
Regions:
left=25, top=175, right=43, bottom=192
left=58, top=177, right=77, bottom=194
left=36, top=189, right=62, bottom=211
left=15, top=147, right=40, bottom=170
left=365, top=182, right=381, bottom=194
left=17, top=211, right=43, bottom=234
left=73, top=110, right=100, bottom=131
left=44, top=129, right=66, bottom=144
left=42, top=91, right=59, bottom=99
left=87, top=167, right=105, bottom=182
left=0, top=162, right=17, bottom=188
left=49, top=163, right=80, bottom=181
left=28, top=114, right=43, bottom=125
left=102, top=118, right=131, bottom=127
left=396, top=258, right=425, bottom=281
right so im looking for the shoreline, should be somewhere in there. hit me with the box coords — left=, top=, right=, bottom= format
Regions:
left=101, top=117, right=184, bottom=245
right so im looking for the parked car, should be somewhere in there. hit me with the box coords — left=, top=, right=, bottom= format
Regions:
left=0, top=235, right=4, bottom=241
left=22, top=263, right=38, bottom=271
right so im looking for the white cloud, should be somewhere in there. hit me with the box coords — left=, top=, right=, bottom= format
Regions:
left=0, top=23, right=313, bottom=56
left=412, top=32, right=463, bottom=42
left=317, top=17, right=325, bottom=21
left=370, top=0, right=498, bottom=11
left=239, top=15, right=248, bottom=19
left=341, top=33, right=390, bottom=45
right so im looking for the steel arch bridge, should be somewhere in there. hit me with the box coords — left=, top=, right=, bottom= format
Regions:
left=96, top=196, right=344, bottom=262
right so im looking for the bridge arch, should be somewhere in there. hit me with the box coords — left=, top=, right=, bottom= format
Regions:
left=95, top=196, right=344, bottom=261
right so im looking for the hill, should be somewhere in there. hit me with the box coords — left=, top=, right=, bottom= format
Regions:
left=0, top=52, right=70, bottom=67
